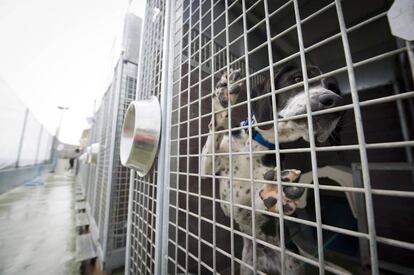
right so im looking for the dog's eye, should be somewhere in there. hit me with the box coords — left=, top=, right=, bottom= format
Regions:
left=294, top=76, right=302, bottom=83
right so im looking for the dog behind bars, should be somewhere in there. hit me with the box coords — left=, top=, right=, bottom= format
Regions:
left=201, top=65, right=343, bottom=274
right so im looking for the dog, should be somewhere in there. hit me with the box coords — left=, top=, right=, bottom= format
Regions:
left=201, top=65, right=343, bottom=274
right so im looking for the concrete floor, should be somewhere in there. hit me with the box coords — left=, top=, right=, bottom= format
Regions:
left=0, top=167, right=80, bottom=275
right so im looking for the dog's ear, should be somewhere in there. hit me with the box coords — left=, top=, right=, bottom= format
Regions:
left=251, top=78, right=273, bottom=128
left=273, top=64, right=296, bottom=89
left=323, top=77, right=341, bottom=95
left=251, top=65, right=297, bottom=128
left=307, top=65, right=323, bottom=78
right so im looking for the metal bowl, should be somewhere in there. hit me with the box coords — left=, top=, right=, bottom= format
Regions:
left=120, top=96, right=161, bottom=176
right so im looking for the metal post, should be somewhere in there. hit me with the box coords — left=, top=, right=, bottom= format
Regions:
left=241, top=0, right=258, bottom=272
left=51, top=106, right=69, bottom=173
left=185, top=1, right=192, bottom=272
left=125, top=168, right=136, bottom=274
left=335, top=0, right=379, bottom=273
left=406, top=41, right=414, bottom=85
left=396, top=38, right=414, bottom=133
left=46, top=134, right=53, bottom=164
left=34, top=125, right=44, bottom=165
left=293, top=1, right=325, bottom=273
left=263, top=0, right=287, bottom=273
left=197, top=2, right=203, bottom=273
left=155, top=0, right=175, bottom=273
left=93, top=101, right=106, bottom=224
left=16, top=108, right=29, bottom=168
left=55, top=106, right=68, bottom=143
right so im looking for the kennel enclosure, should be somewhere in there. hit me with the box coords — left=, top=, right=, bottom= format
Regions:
left=76, top=13, right=142, bottom=272
left=122, top=0, right=414, bottom=274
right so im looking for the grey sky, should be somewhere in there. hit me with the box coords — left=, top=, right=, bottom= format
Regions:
left=0, top=0, right=145, bottom=145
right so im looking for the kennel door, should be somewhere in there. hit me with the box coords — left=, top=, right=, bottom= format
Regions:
left=125, top=0, right=168, bottom=274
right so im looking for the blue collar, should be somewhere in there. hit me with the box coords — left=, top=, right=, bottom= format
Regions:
left=242, top=114, right=275, bottom=150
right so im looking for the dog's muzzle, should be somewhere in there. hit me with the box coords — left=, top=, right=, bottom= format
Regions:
left=311, top=90, right=343, bottom=112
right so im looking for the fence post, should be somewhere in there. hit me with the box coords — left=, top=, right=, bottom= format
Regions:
left=34, top=125, right=44, bottom=165
left=46, top=134, right=53, bottom=164
left=15, top=108, right=29, bottom=168
left=154, top=0, right=175, bottom=274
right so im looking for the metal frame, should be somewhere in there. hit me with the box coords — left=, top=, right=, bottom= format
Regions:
left=77, top=55, right=139, bottom=271
left=126, top=0, right=414, bottom=274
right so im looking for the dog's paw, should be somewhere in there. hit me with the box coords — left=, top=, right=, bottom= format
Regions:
left=213, top=68, right=243, bottom=109
left=258, top=169, right=303, bottom=215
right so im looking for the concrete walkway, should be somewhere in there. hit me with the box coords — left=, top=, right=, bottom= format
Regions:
left=0, top=171, right=80, bottom=275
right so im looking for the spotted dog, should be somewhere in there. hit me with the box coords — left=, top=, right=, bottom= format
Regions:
left=201, top=65, right=342, bottom=275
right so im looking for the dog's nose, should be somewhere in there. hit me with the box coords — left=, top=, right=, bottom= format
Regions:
left=318, top=93, right=342, bottom=109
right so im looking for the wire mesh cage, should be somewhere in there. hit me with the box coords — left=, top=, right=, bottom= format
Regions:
left=86, top=105, right=103, bottom=212
left=110, top=67, right=138, bottom=252
left=125, top=1, right=167, bottom=274
left=126, top=0, right=414, bottom=274
left=74, top=12, right=142, bottom=272
left=76, top=57, right=139, bottom=271
left=94, top=87, right=112, bottom=240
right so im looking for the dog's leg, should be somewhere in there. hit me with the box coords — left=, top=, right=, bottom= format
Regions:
left=241, top=237, right=288, bottom=275
left=201, top=69, right=243, bottom=177
left=256, top=169, right=305, bottom=215
left=200, top=123, right=225, bottom=176
left=240, top=238, right=254, bottom=275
